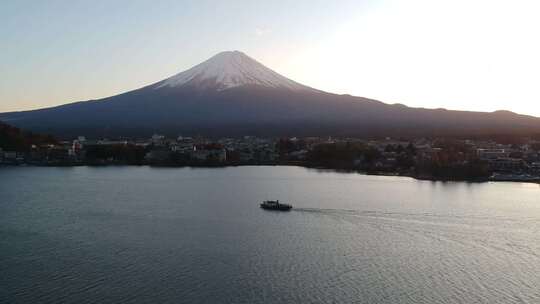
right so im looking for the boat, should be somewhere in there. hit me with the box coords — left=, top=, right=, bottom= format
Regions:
left=260, top=200, right=292, bottom=211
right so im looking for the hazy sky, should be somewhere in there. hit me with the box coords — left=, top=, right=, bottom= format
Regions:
left=1, top=0, right=539, bottom=116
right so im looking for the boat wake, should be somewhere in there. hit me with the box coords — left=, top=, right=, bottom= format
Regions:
left=293, top=207, right=358, bottom=214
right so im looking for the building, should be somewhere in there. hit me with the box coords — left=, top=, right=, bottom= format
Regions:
left=477, top=149, right=510, bottom=160
left=192, top=144, right=227, bottom=162
left=489, top=158, right=526, bottom=172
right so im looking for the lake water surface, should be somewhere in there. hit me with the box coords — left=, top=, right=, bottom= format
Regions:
left=1, top=166, right=540, bottom=303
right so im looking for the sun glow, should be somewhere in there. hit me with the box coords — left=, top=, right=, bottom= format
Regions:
left=286, top=0, right=540, bottom=116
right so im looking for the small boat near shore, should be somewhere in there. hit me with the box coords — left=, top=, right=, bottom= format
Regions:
left=260, top=200, right=292, bottom=211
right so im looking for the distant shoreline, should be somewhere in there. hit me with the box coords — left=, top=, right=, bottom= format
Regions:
left=2, top=162, right=539, bottom=185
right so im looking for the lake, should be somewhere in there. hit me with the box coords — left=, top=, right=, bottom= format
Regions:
left=1, top=166, right=540, bottom=303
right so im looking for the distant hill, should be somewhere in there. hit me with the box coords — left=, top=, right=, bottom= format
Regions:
left=0, top=121, right=56, bottom=151
left=1, top=51, right=540, bottom=138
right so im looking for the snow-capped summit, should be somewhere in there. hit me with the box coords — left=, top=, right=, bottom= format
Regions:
left=156, top=51, right=315, bottom=91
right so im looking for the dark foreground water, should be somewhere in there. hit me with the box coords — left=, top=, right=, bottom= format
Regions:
left=1, top=166, right=540, bottom=303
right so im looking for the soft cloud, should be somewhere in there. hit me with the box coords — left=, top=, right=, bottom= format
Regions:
left=254, top=27, right=271, bottom=37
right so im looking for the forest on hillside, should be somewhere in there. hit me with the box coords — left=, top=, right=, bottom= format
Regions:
left=0, top=121, right=57, bottom=151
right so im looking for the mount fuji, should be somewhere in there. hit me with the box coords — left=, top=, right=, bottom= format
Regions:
left=1, top=51, right=540, bottom=138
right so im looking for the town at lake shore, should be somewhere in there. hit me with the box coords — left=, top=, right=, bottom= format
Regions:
left=2, top=123, right=540, bottom=183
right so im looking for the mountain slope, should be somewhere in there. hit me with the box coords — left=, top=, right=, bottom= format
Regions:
left=2, top=51, right=540, bottom=138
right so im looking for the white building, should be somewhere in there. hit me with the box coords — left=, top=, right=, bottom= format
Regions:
left=477, top=149, right=510, bottom=160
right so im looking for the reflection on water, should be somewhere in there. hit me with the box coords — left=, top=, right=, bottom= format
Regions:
left=1, top=166, right=539, bottom=303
